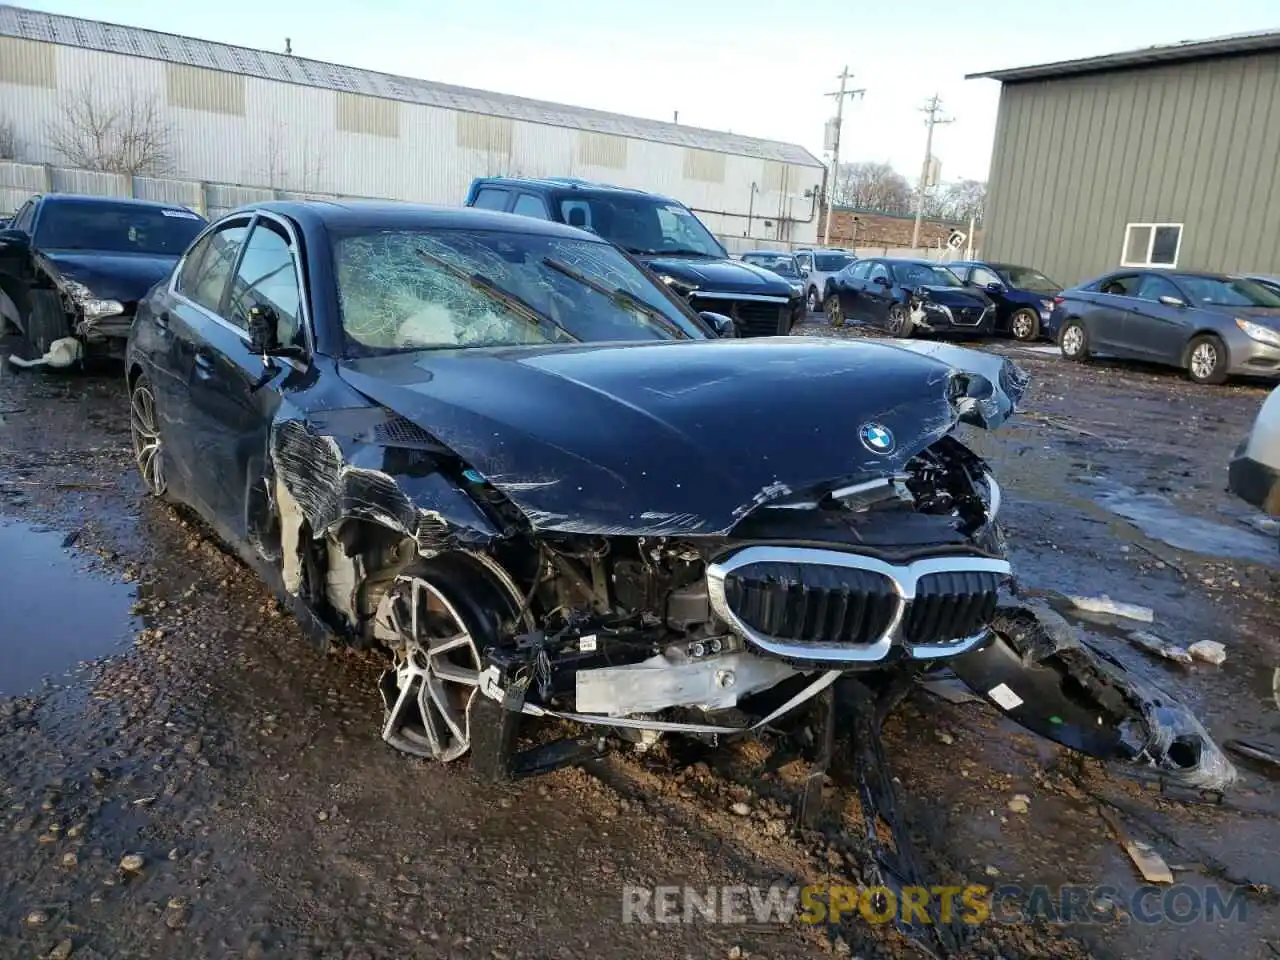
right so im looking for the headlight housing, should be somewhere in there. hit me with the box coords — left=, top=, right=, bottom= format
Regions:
left=1236, top=317, right=1280, bottom=348
left=922, top=301, right=950, bottom=314
left=62, top=279, right=124, bottom=321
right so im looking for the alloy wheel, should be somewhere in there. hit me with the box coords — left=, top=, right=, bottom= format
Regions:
left=1011, top=310, right=1037, bottom=341
left=378, top=575, right=483, bottom=762
left=807, top=288, right=820, bottom=312
left=1061, top=325, right=1084, bottom=357
left=1190, top=342, right=1218, bottom=381
left=129, top=379, right=166, bottom=496
left=888, top=305, right=908, bottom=336
left=825, top=297, right=844, bottom=328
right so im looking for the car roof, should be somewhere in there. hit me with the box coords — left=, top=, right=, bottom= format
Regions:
left=240, top=199, right=612, bottom=241
left=38, top=193, right=203, bottom=214
left=472, top=176, right=679, bottom=204
left=742, top=249, right=794, bottom=257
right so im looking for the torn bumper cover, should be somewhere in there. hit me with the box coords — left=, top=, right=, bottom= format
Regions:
left=948, top=600, right=1238, bottom=792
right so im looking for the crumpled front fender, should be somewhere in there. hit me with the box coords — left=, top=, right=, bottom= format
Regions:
left=886, top=340, right=1030, bottom=430
left=948, top=600, right=1238, bottom=792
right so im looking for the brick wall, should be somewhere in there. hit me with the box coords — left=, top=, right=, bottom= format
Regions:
left=817, top=206, right=983, bottom=250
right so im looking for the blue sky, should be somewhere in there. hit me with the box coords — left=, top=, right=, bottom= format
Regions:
left=22, top=0, right=1280, bottom=183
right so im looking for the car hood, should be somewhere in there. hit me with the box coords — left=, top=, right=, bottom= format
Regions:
left=640, top=255, right=796, bottom=298
left=39, top=250, right=178, bottom=304
left=913, top=285, right=992, bottom=308
left=336, top=338, right=1027, bottom=537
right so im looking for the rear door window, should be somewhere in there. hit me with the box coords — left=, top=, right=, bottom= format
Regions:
left=512, top=194, right=550, bottom=219
left=471, top=188, right=510, bottom=211
left=1097, top=274, right=1141, bottom=297
left=183, top=220, right=250, bottom=315
left=847, top=260, right=873, bottom=281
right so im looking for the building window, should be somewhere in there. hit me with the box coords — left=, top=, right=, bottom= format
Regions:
left=1121, top=222, right=1182, bottom=269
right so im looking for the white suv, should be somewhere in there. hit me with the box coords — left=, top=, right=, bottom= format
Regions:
left=794, top=249, right=857, bottom=313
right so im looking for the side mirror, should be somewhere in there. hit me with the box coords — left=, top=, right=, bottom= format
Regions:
left=800, top=268, right=810, bottom=279
left=0, top=227, right=30, bottom=252
left=985, top=281, right=1006, bottom=294
left=699, top=311, right=737, bottom=338
left=247, top=304, right=307, bottom=360
left=872, top=275, right=890, bottom=287
left=1158, top=295, right=1186, bottom=308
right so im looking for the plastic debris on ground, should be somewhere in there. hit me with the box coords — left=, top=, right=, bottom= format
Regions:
left=1225, top=739, right=1280, bottom=772
left=1067, top=594, right=1155, bottom=623
left=1099, top=807, right=1174, bottom=884
left=1126, top=630, right=1192, bottom=664
left=1188, top=640, right=1227, bottom=665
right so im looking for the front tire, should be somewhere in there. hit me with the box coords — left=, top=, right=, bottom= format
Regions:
left=1010, top=308, right=1040, bottom=342
left=887, top=303, right=912, bottom=338
left=129, top=374, right=167, bottom=497
left=1186, top=334, right=1228, bottom=385
left=1059, top=319, right=1089, bottom=361
left=824, top=295, right=845, bottom=328
left=25, top=289, right=71, bottom=357
left=375, top=556, right=518, bottom=763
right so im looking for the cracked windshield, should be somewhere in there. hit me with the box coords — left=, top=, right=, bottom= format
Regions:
left=334, top=229, right=705, bottom=351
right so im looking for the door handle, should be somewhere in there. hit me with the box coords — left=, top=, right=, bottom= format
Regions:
left=194, top=352, right=215, bottom=379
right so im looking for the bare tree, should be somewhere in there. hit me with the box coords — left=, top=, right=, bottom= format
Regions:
left=920, top=179, right=986, bottom=223
left=46, top=85, right=175, bottom=177
left=0, top=118, right=17, bottom=160
left=831, top=161, right=914, bottom=215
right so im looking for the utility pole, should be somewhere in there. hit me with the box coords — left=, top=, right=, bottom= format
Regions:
left=822, top=66, right=865, bottom=247
left=911, top=94, right=953, bottom=248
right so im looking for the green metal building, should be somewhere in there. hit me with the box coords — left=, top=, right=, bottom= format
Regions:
left=970, top=32, right=1280, bottom=286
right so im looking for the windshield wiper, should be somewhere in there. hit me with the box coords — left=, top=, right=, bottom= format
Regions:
left=622, top=246, right=712, bottom=258
left=415, top=248, right=578, bottom=343
left=541, top=257, right=689, bottom=339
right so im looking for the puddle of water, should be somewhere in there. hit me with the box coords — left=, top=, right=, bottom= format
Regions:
left=1084, top=478, right=1279, bottom=568
left=0, top=519, right=138, bottom=696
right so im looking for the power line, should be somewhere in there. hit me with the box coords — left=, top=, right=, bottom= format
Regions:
left=910, top=94, right=953, bottom=249
left=822, top=66, right=865, bottom=247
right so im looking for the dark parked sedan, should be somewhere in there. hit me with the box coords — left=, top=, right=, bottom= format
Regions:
left=822, top=258, right=996, bottom=337
left=949, top=260, right=1062, bottom=341
left=1051, top=270, right=1280, bottom=384
left=0, top=194, right=206, bottom=361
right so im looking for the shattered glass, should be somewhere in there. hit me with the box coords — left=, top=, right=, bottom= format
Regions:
left=333, top=229, right=705, bottom=353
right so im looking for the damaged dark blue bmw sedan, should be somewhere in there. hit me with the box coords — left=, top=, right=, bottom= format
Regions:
left=126, top=201, right=1233, bottom=799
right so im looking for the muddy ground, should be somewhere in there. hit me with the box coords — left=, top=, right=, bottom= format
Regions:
left=1, top=323, right=1277, bottom=960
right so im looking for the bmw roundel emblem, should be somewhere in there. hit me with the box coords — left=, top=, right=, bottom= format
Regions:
left=859, top=422, right=896, bottom=455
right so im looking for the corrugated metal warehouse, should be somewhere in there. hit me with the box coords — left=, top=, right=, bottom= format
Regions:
left=0, top=4, right=824, bottom=243
left=971, top=31, right=1280, bottom=284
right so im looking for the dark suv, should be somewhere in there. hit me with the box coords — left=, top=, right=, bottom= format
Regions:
left=464, top=177, right=803, bottom=336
